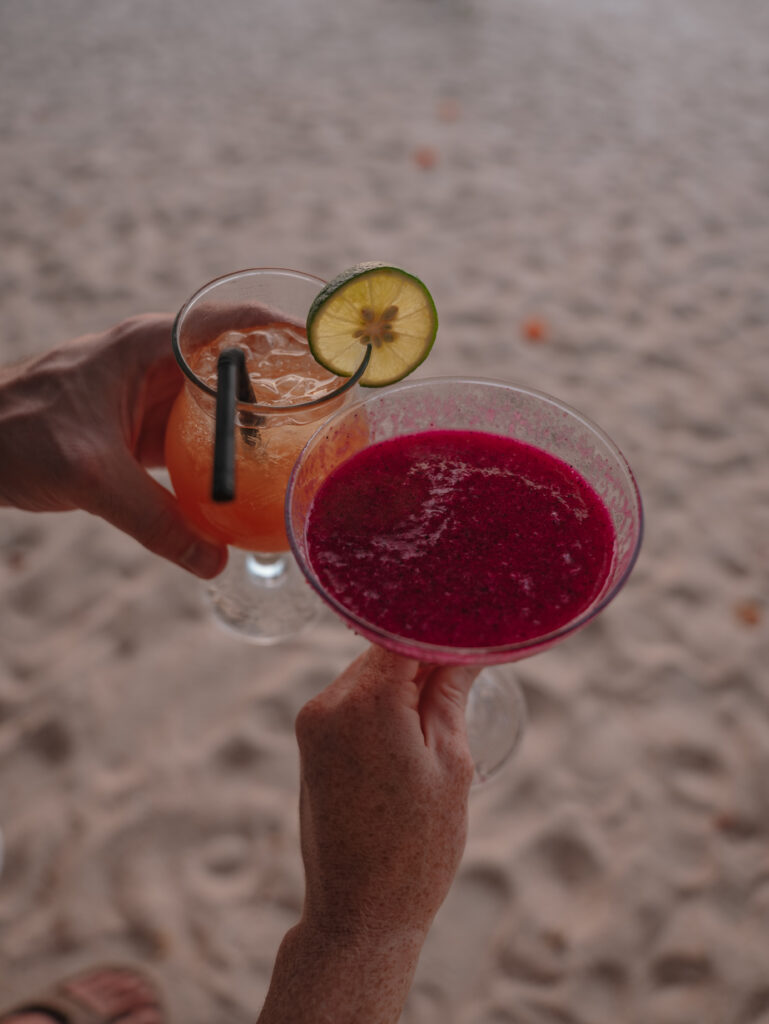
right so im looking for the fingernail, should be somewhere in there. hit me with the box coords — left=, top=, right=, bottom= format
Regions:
left=182, top=541, right=227, bottom=578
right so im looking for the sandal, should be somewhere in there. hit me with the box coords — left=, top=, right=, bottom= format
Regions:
left=0, top=964, right=164, bottom=1024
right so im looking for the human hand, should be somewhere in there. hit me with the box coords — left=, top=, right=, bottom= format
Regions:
left=296, top=644, right=477, bottom=942
left=0, top=314, right=227, bottom=577
left=258, top=645, right=477, bottom=1024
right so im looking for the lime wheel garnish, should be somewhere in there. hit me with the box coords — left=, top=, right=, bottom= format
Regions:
left=307, top=262, right=438, bottom=387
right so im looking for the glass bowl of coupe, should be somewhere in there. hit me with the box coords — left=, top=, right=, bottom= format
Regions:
left=286, top=377, right=643, bottom=781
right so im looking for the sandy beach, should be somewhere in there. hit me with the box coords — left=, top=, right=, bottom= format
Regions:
left=1, top=0, right=768, bottom=1020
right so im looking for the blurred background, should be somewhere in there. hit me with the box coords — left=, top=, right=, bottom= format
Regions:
left=1, top=0, right=768, bottom=1021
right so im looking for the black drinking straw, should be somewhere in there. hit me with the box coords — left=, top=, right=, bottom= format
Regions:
left=212, top=348, right=257, bottom=502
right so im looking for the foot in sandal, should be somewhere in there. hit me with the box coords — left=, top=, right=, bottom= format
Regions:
left=0, top=965, right=164, bottom=1024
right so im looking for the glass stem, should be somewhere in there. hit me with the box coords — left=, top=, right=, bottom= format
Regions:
left=245, top=551, right=289, bottom=583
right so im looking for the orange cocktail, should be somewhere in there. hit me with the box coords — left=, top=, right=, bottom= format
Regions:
left=165, top=321, right=348, bottom=552
left=165, top=268, right=368, bottom=642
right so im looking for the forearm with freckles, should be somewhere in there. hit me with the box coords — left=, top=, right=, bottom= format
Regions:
left=256, top=920, right=425, bottom=1024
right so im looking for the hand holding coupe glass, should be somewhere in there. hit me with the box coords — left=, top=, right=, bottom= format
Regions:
left=165, top=263, right=643, bottom=780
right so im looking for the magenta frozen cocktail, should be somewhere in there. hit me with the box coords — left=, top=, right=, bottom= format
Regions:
left=286, top=377, right=643, bottom=778
left=305, top=430, right=616, bottom=649
left=288, top=377, right=641, bottom=662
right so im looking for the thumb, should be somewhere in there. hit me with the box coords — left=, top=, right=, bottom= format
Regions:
left=418, top=663, right=480, bottom=747
left=90, top=460, right=228, bottom=578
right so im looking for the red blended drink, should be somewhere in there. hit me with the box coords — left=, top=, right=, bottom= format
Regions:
left=288, top=376, right=642, bottom=778
left=305, top=429, right=616, bottom=649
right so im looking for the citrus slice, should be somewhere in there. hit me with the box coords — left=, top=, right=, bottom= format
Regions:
left=307, top=262, right=438, bottom=387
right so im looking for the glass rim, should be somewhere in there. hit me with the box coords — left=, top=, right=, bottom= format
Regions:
left=171, top=267, right=371, bottom=413
left=286, top=374, right=645, bottom=663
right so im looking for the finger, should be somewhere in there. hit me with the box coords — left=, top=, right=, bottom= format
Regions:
left=332, top=644, right=421, bottom=705
left=132, top=356, right=186, bottom=467
left=90, top=460, right=227, bottom=578
left=95, top=313, right=176, bottom=369
left=418, top=663, right=481, bottom=747
left=299, top=645, right=422, bottom=743
left=95, top=315, right=183, bottom=467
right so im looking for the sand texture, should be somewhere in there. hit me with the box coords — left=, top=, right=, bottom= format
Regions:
left=1, top=0, right=768, bottom=1020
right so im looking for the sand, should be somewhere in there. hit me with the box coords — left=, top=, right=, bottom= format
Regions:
left=1, top=0, right=768, bottom=1020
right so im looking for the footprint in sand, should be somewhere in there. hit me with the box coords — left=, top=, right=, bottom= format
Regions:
left=406, top=861, right=512, bottom=1020
left=568, top=959, right=631, bottom=1024
left=642, top=902, right=726, bottom=1024
left=24, top=715, right=74, bottom=766
left=94, top=794, right=297, bottom=963
left=496, top=818, right=609, bottom=992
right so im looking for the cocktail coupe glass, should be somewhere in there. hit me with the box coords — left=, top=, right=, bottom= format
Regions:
left=165, top=268, right=369, bottom=643
left=286, top=377, right=643, bottom=780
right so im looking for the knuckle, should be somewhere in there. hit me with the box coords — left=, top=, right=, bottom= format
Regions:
left=67, top=440, right=113, bottom=503
left=295, top=698, right=326, bottom=747
left=295, top=689, right=356, bottom=756
left=111, top=312, right=167, bottom=340
left=458, top=751, right=475, bottom=788
left=444, top=740, right=475, bottom=789
left=111, top=313, right=173, bottom=356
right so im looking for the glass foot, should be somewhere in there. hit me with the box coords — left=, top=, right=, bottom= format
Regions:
left=206, top=549, right=323, bottom=644
left=466, top=666, right=527, bottom=783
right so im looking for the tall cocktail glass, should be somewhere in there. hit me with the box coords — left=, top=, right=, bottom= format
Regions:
left=165, top=268, right=368, bottom=643
left=286, top=377, right=643, bottom=779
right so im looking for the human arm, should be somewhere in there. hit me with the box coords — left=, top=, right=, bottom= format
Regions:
left=257, top=645, right=478, bottom=1024
left=0, top=314, right=227, bottom=577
